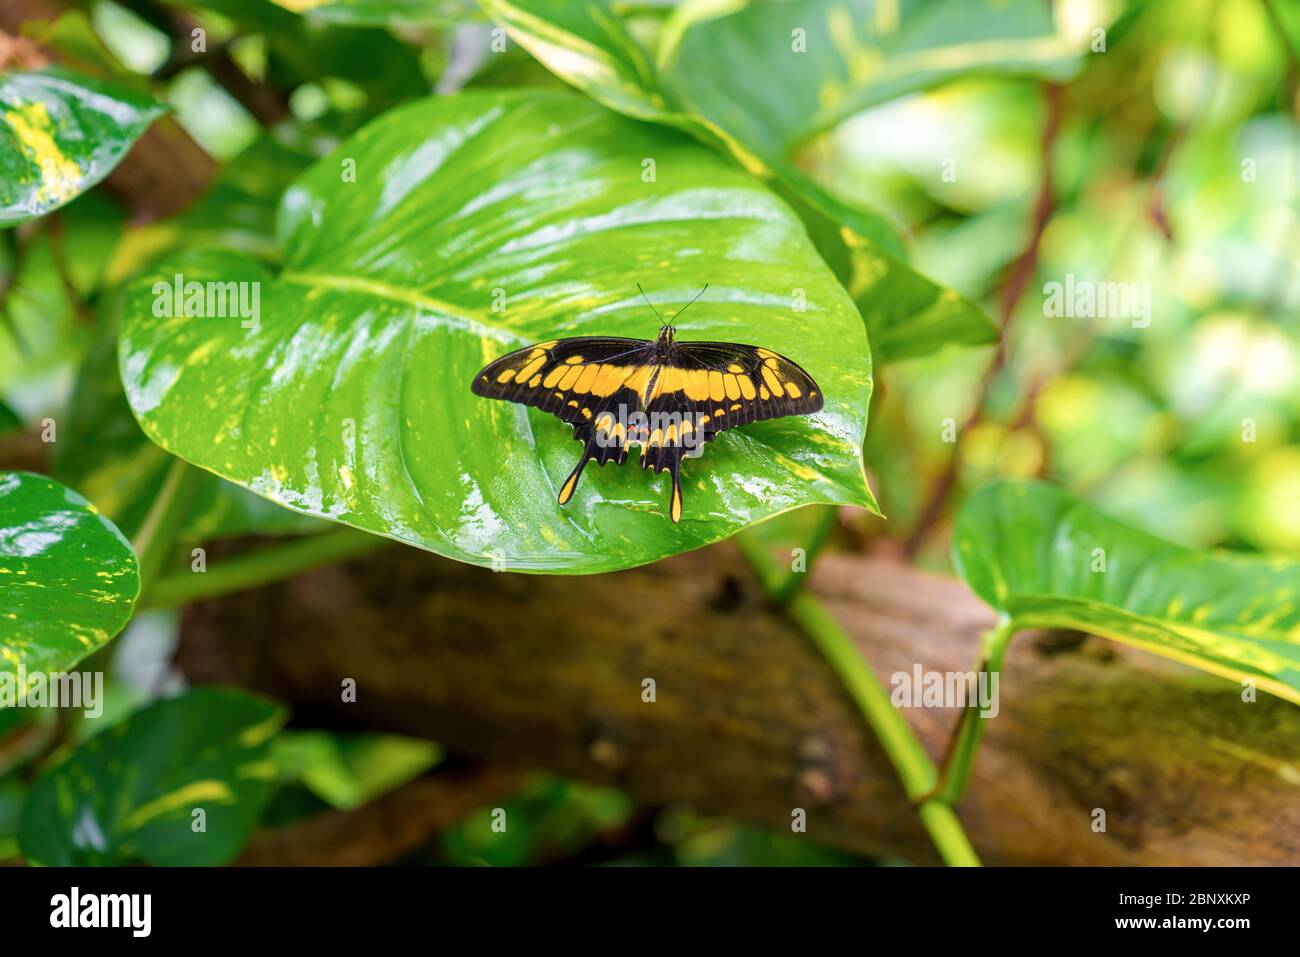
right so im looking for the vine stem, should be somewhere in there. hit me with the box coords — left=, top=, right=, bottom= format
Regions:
left=144, top=526, right=391, bottom=609
left=734, top=532, right=982, bottom=866
left=130, top=457, right=200, bottom=590
left=930, top=618, right=1015, bottom=805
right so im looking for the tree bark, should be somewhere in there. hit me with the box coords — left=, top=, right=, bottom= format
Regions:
left=177, top=542, right=1300, bottom=866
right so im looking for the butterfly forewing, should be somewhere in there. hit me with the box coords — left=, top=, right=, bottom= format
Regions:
left=665, top=340, right=823, bottom=434
left=471, top=336, right=654, bottom=425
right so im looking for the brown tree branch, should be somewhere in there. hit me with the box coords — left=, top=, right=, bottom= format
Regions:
left=177, top=541, right=1300, bottom=866
left=235, top=767, right=525, bottom=867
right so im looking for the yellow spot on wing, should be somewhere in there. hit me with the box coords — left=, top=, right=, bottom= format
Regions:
left=573, top=364, right=600, bottom=393
left=515, top=355, right=547, bottom=382
left=558, top=364, right=584, bottom=390
left=708, top=370, right=726, bottom=401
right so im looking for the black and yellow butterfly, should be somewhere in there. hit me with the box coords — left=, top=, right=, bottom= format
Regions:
left=470, top=288, right=823, bottom=523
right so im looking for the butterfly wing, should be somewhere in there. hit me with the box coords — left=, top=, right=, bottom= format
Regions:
left=471, top=336, right=654, bottom=424
left=472, top=336, right=823, bottom=523
left=668, top=340, right=823, bottom=432
left=638, top=341, right=824, bottom=521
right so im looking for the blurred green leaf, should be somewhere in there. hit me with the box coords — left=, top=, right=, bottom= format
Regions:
left=0, top=779, right=23, bottom=859
left=954, top=480, right=1300, bottom=705
left=440, top=777, right=630, bottom=866
left=272, top=731, right=441, bottom=809
left=854, top=245, right=996, bottom=361
left=18, top=687, right=286, bottom=865
left=286, top=0, right=482, bottom=27
left=0, top=400, right=18, bottom=436
left=0, top=68, right=167, bottom=226
left=119, top=90, right=877, bottom=573
left=157, top=0, right=427, bottom=107
left=0, top=472, right=139, bottom=685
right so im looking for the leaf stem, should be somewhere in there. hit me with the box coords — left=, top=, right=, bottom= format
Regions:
left=144, top=526, right=391, bottom=609
left=930, top=618, right=1016, bottom=805
left=130, top=457, right=200, bottom=590
left=735, top=532, right=982, bottom=866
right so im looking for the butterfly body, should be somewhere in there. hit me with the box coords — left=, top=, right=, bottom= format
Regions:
left=471, top=323, right=823, bottom=523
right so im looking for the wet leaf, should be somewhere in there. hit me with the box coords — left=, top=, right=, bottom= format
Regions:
left=0, top=68, right=167, bottom=226
left=954, top=481, right=1300, bottom=705
left=18, top=687, right=286, bottom=865
left=482, top=0, right=1017, bottom=358
left=55, top=318, right=325, bottom=543
left=119, top=90, right=876, bottom=573
left=0, top=472, right=139, bottom=684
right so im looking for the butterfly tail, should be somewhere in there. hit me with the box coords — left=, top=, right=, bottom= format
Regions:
left=558, top=448, right=592, bottom=506
left=669, top=456, right=683, bottom=523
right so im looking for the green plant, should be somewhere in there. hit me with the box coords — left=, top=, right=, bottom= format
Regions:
left=1, top=0, right=1296, bottom=869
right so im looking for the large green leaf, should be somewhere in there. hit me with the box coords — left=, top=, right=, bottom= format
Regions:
left=954, top=481, right=1300, bottom=705
left=0, top=472, right=139, bottom=685
left=479, top=0, right=905, bottom=254
left=0, top=68, right=167, bottom=226
left=480, top=0, right=1006, bottom=358
left=119, top=90, right=876, bottom=573
left=18, top=687, right=285, bottom=865
left=55, top=314, right=325, bottom=543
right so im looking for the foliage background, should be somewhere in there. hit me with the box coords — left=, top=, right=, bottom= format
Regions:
left=0, top=0, right=1297, bottom=866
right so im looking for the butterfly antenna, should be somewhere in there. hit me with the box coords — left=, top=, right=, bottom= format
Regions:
left=671, top=283, right=710, bottom=325
left=637, top=282, right=668, bottom=328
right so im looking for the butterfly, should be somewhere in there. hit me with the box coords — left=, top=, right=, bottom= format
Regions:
left=470, top=286, right=823, bottom=523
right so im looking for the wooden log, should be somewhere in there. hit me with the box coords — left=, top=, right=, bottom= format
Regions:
left=176, top=541, right=1300, bottom=866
